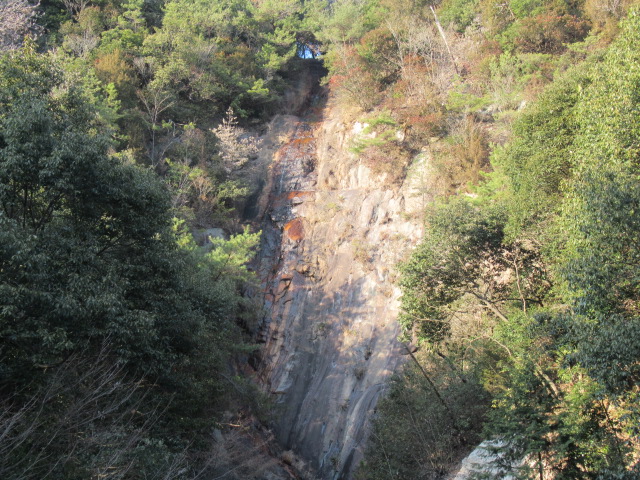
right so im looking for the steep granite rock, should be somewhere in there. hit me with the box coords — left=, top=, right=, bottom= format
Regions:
left=449, top=441, right=524, bottom=480
left=252, top=93, right=426, bottom=479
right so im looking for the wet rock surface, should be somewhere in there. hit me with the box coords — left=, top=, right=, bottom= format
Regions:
left=251, top=94, right=426, bottom=479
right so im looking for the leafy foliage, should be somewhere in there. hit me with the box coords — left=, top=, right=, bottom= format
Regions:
left=11, top=0, right=640, bottom=477
left=0, top=46, right=261, bottom=478
left=492, top=65, right=590, bottom=239
left=363, top=6, right=640, bottom=479
left=508, top=14, right=591, bottom=54
left=399, top=199, right=507, bottom=341
left=439, top=0, right=480, bottom=32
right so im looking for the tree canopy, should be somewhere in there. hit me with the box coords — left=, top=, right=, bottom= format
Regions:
left=359, top=5, right=640, bottom=480
left=0, top=45, right=260, bottom=479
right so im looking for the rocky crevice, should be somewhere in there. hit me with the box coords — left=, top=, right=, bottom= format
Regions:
left=250, top=89, right=427, bottom=479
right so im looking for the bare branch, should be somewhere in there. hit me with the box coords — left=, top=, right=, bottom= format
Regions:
left=0, top=344, right=174, bottom=480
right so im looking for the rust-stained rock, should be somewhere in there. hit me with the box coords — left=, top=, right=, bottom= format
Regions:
left=286, top=191, right=313, bottom=200
left=284, top=218, right=304, bottom=241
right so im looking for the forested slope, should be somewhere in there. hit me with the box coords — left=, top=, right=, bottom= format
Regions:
left=2, top=0, right=640, bottom=478
left=0, top=0, right=309, bottom=477
left=321, top=1, right=640, bottom=479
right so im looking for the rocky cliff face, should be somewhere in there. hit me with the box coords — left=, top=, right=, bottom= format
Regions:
left=251, top=88, right=426, bottom=479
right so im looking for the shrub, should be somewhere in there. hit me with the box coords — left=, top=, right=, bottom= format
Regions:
left=512, top=14, right=591, bottom=54
left=478, top=0, right=516, bottom=35
left=439, top=0, right=480, bottom=32
left=326, top=44, right=382, bottom=111
left=486, top=52, right=554, bottom=110
left=432, top=116, right=490, bottom=194
left=350, top=111, right=414, bottom=181
left=351, top=111, right=399, bottom=154
left=357, top=27, right=400, bottom=85
left=509, top=0, right=546, bottom=18
left=93, top=48, right=137, bottom=102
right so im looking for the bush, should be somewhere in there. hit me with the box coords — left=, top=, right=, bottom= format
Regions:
left=350, top=111, right=414, bottom=181
left=485, top=52, right=555, bottom=110
left=326, top=44, right=382, bottom=111
left=511, top=14, right=591, bottom=54
left=509, top=0, right=545, bottom=18
left=93, top=48, right=136, bottom=102
left=357, top=27, right=400, bottom=85
left=431, top=116, right=490, bottom=194
left=478, top=0, right=516, bottom=34
left=439, top=0, right=480, bottom=32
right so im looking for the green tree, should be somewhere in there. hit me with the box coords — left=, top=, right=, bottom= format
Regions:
left=554, top=13, right=640, bottom=457
left=142, top=0, right=303, bottom=120
left=399, top=199, right=510, bottom=342
left=0, top=45, right=261, bottom=478
left=481, top=11, right=640, bottom=477
left=561, top=9, right=640, bottom=319
left=491, top=65, right=590, bottom=240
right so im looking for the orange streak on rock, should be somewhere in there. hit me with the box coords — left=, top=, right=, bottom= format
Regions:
left=284, top=218, right=304, bottom=241
left=288, top=136, right=315, bottom=146
left=286, top=191, right=313, bottom=200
